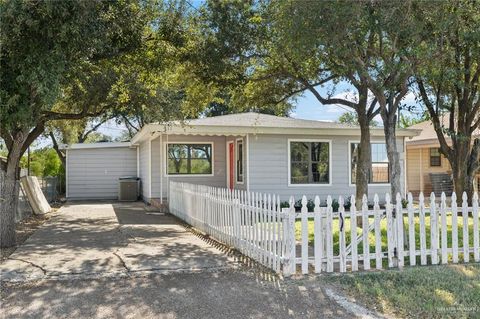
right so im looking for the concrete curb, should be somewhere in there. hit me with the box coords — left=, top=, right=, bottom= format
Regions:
left=324, top=287, right=386, bottom=319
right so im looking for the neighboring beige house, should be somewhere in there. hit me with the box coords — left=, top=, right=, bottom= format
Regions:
left=406, top=117, right=480, bottom=196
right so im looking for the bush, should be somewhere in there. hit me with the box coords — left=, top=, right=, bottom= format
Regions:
left=294, top=198, right=315, bottom=212
left=280, top=201, right=290, bottom=210
left=280, top=196, right=353, bottom=212
left=331, top=199, right=340, bottom=212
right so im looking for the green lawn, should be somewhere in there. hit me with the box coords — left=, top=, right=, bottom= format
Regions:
left=325, top=264, right=480, bottom=319
left=295, top=215, right=476, bottom=265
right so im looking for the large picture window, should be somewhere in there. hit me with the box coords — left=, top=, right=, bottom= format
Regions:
left=351, top=143, right=389, bottom=184
left=236, top=139, right=243, bottom=183
left=167, top=143, right=213, bottom=175
left=290, top=141, right=330, bottom=185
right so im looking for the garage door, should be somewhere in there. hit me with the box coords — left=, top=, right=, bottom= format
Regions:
left=66, top=144, right=137, bottom=199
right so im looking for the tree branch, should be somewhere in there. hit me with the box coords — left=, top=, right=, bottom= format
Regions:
left=20, top=123, right=45, bottom=156
left=0, top=130, right=14, bottom=152
left=295, top=76, right=357, bottom=110
left=49, top=132, right=66, bottom=166
left=121, top=114, right=140, bottom=132
left=417, top=79, right=452, bottom=158
left=42, top=106, right=108, bottom=121
left=79, top=118, right=108, bottom=143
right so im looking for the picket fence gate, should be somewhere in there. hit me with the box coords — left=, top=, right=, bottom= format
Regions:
left=169, top=182, right=480, bottom=276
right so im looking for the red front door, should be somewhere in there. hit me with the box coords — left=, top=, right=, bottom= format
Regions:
left=229, top=142, right=234, bottom=189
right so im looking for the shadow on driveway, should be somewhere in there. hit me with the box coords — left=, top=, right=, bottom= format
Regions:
left=1, top=270, right=353, bottom=319
left=0, top=201, right=232, bottom=281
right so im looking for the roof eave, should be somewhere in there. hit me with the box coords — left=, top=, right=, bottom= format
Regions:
left=140, top=124, right=420, bottom=138
left=61, top=142, right=132, bottom=150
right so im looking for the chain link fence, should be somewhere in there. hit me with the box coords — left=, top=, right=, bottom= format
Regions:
left=38, top=176, right=64, bottom=203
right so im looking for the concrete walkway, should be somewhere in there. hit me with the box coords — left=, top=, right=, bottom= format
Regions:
left=1, top=202, right=233, bottom=282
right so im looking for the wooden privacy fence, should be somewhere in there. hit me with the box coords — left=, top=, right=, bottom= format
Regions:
left=169, top=182, right=480, bottom=276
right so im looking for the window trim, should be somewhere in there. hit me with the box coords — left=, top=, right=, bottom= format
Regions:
left=164, top=141, right=214, bottom=177
left=348, top=140, right=391, bottom=187
left=236, top=138, right=244, bottom=184
left=429, top=147, right=442, bottom=167
left=287, top=139, right=332, bottom=187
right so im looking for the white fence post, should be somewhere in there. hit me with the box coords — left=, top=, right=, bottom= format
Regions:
left=314, top=196, right=323, bottom=273
left=430, top=193, right=439, bottom=265
left=326, top=196, right=334, bottom=273
left=407, top=193, right=415, bottom=266
left=473, top=192, right=479, bottom=262
left=283, top=196, right=296, bottom=276
left=396, top=193, right=404, bottom=268
left=301, top=196, right=308, bottom=274
left=350, top=195, right=358, bottom=272
left=374, top=194, right=382, bottom=270
left=419, top=192, right=427, bottom=265
left=462, top=192, right=469, bottom=263
left=338, top=196, right=346, bottom=273
left=440, top=192, right=448, bottom=264
left=362, top=195, right=370, bottom=270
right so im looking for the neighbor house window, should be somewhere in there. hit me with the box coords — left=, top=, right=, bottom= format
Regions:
left=236, top=139, right=243, bottom=183
left=290, top=141, right=330, bottom=184
left=430, top=148, right=441, bottom=167
left=351, top=143, right=389, bottom=184
left=167, top=143, right=213, bottom=175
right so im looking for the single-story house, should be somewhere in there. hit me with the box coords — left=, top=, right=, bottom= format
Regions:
left=63, top=112, right=419, bottom=206
left=406, top=117, right=480, bottom=196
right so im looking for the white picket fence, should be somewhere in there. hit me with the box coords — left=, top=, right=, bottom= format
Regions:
left=169, top=182, right=480, bottom=276
left=169, top=181, right=288, bottom=272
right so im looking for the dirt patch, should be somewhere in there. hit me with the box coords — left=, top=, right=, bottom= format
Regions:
left=0, top=208, right=59, bottom=262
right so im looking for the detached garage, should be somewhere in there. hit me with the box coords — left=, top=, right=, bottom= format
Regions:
left=65, top=142, right=137, bottom=200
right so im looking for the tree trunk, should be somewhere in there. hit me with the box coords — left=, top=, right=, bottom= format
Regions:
left=355, top=112, right=372, bottom=209
left=0, top=139, right=24, bottom=248
left=450, top=138, right=474, bottom=204
left=0, top=129, right=31, bottom=248
left=0, top=169, right=19, bottom=248
left=382, top=114, right=403, bottom=199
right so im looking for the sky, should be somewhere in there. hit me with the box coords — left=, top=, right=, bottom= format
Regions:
left=31, top=82, right=420, bottom=149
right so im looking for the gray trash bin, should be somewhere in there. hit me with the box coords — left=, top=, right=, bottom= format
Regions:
left=118, top=176, right=140, bottom=201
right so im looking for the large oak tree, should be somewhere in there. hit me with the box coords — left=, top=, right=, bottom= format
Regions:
left=0, top=0, right=146, bottom=247
left=414, top=0, right=480, bottom=201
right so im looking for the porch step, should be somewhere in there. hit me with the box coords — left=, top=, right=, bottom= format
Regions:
left=150, top=198, right=169, bottom=213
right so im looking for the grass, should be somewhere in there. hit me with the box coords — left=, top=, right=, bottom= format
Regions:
left=295, top=215, right=476, bottom=266
left=325, top=263, right=480, bottom=319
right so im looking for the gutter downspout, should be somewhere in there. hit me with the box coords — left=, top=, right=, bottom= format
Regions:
left=160, top=134, right=163, bottom=204
left=136, top=147, right=140, bottom=177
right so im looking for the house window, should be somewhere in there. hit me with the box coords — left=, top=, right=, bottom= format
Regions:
left=351, top=143, right=389, bottom=184
left=290, top=141, right=330, bottom=185
left=167, top=143, right=213, bottom=175
left=236, top=139, right=243, bottom=183
left=430, top=148, right=441, bottom=167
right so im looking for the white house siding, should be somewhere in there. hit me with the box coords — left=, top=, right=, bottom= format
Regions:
left=66, top=146, right=136, bottom=199
left=247, top=134, right=405, bottom=202
left=138, top=140, right=150, bottom=199
left=149, top=134, right=228, bottom=200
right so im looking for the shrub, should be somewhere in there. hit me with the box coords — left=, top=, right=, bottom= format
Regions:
left=331, top=199, right=340, bottom=212
left=294, top=198, right=315, bottom=212
left=280, top=201, right=290, bottom=210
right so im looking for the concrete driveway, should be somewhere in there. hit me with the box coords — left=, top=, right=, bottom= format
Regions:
left=1, top=201, right=233, bottom=281
left=0, top=201, right=377, bottom=319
